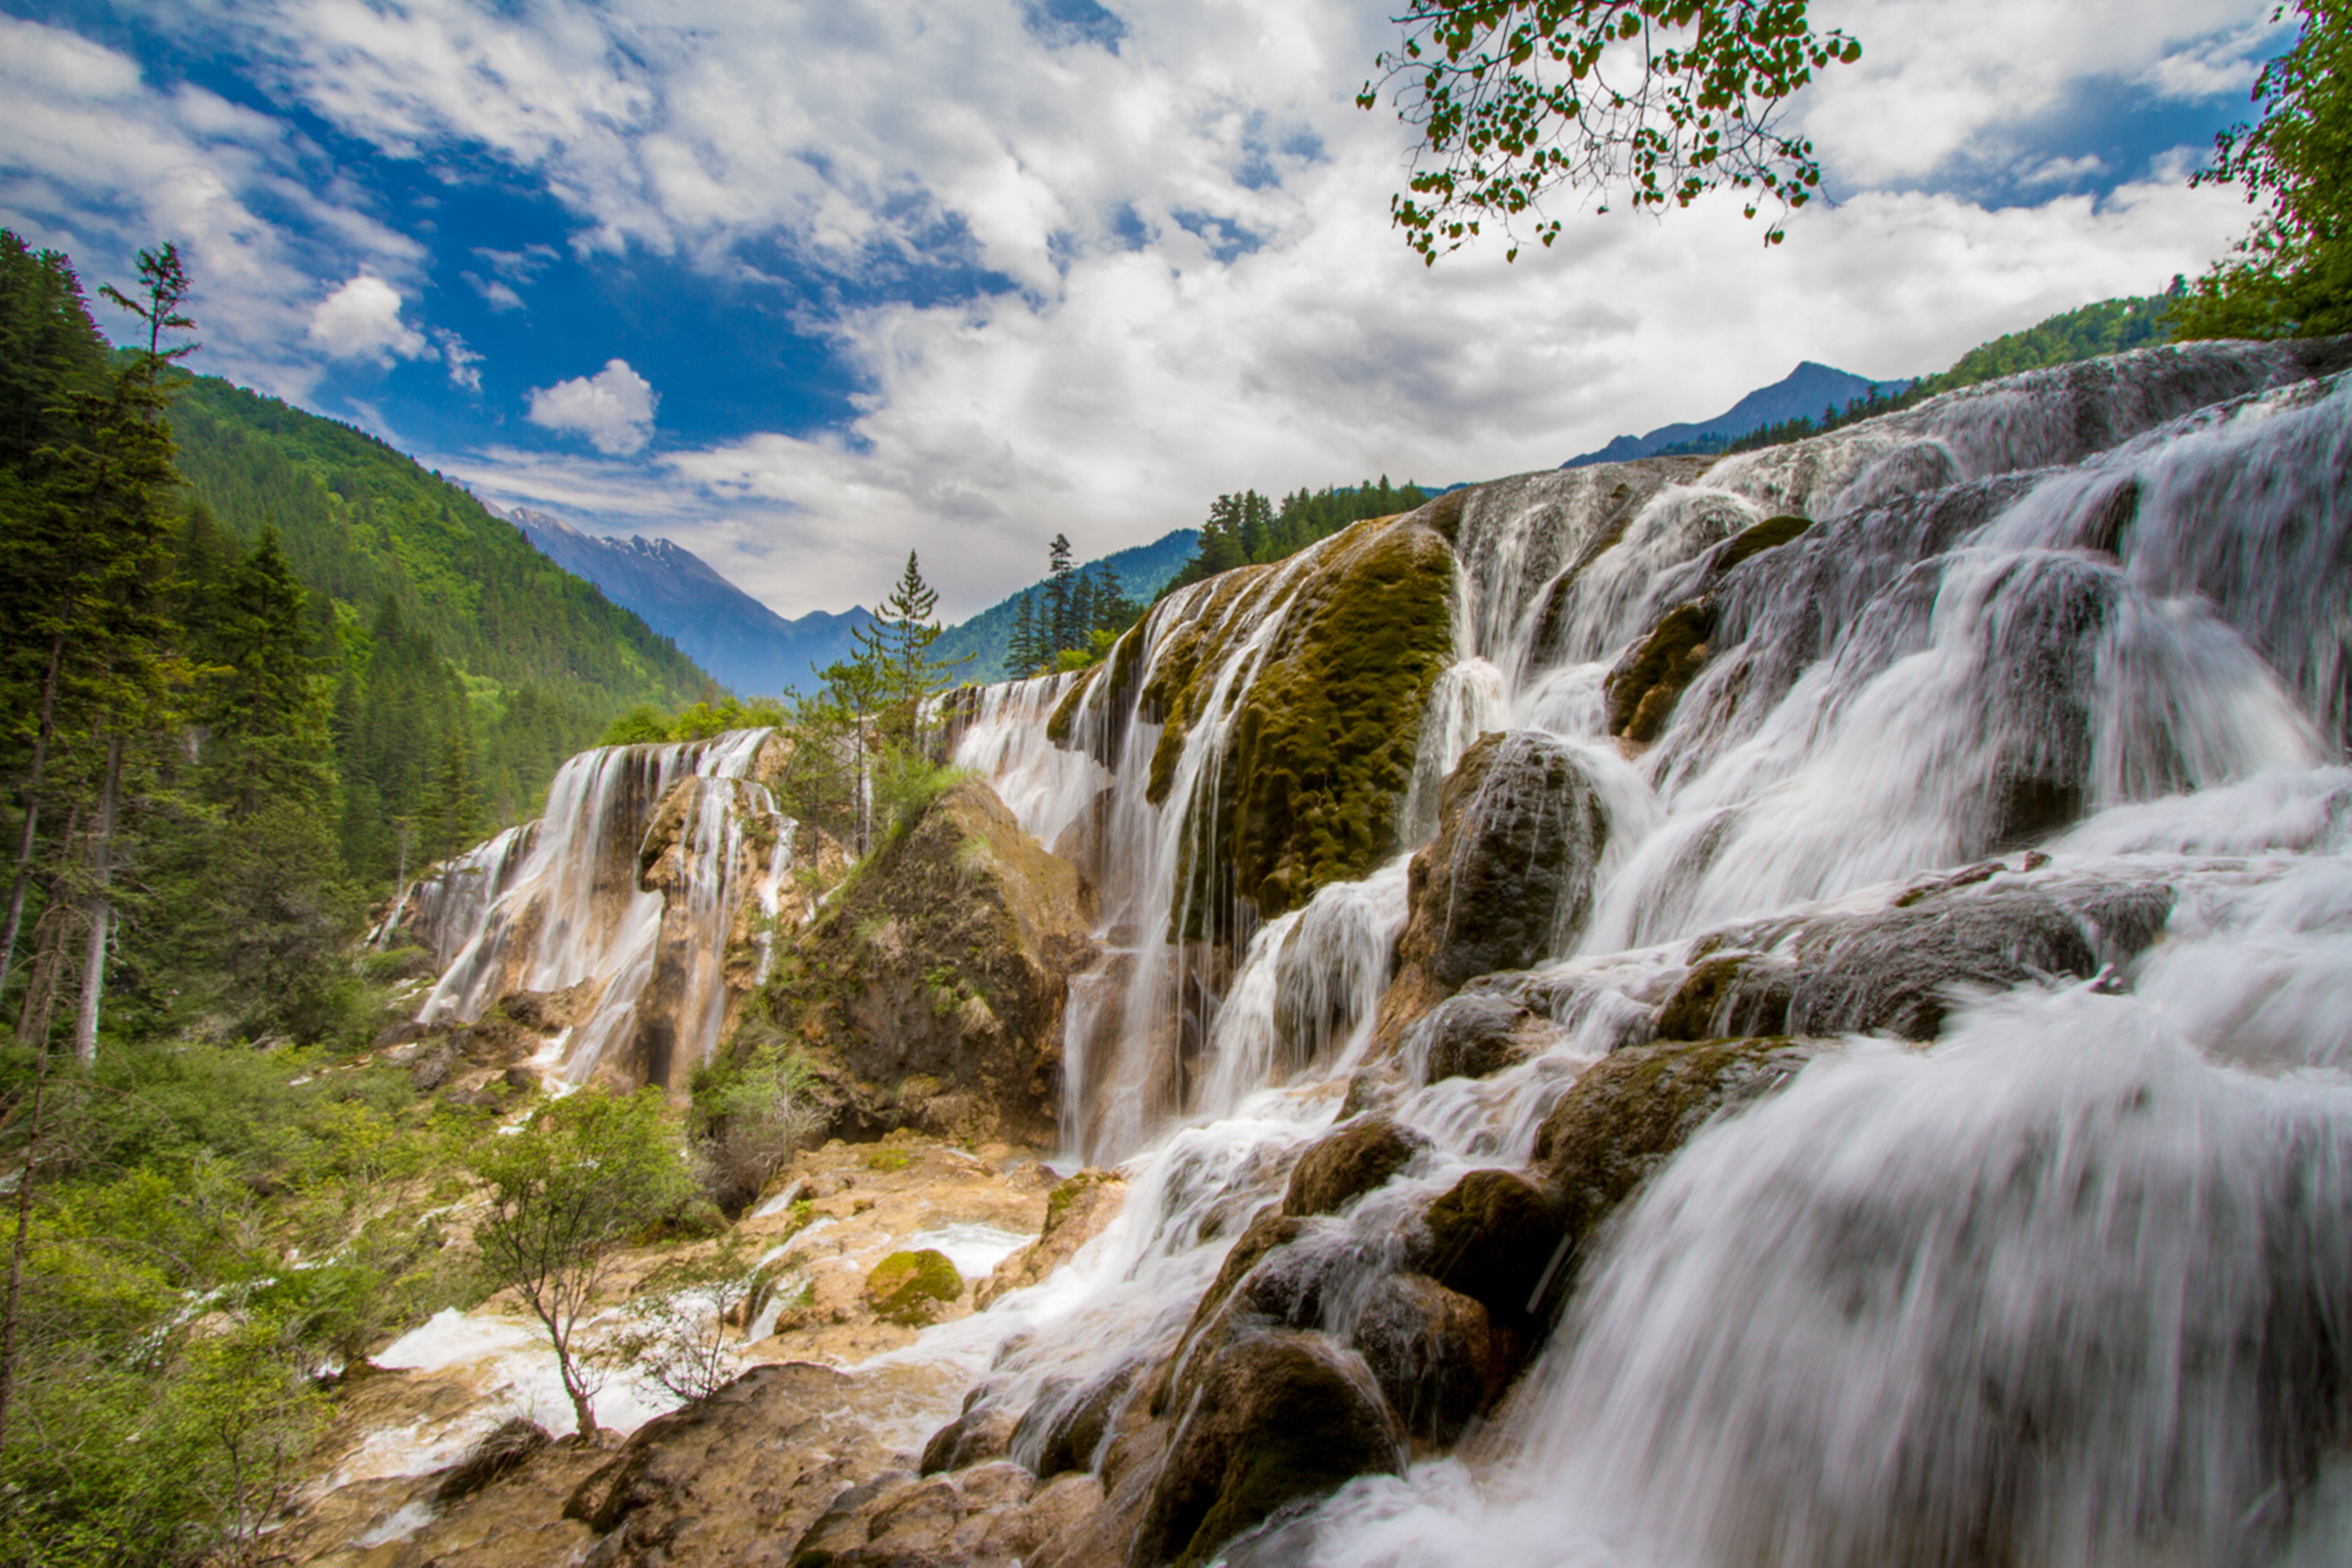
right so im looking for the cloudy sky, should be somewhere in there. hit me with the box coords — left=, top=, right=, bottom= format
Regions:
left=0, top=0, right=2285, bottom=620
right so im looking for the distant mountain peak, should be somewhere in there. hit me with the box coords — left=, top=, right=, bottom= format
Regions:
left=1564, top=361, right=1911, bottom=468
left=506, top=507, right=873, bottom=696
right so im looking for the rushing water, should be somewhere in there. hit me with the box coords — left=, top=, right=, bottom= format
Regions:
left=406, top=727, right=792, bottom=1088
left=938, top=342, right=2352, bottom=1566
left=388, top=342, right=2350, bottom=1563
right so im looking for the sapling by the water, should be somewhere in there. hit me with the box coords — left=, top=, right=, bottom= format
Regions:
left=467, top=1089, right=695, bottom=1438
left=592, top=1232, right=761, bottom=1406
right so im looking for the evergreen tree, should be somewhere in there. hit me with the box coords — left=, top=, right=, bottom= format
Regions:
left=1005, top=594, right=1042, bottom=679
left=205, top=527, right=333, bottom=819
left=1044, top=534, right=1077, bottom=656
left=418, top=728, right=483, bottom=864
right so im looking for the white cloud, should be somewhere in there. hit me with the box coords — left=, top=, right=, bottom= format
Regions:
left=9, top=3, right=2280, bottom=622
left=1800, top=0, right=2281, bottom=188
left=527, top=359, right=659, bottom=455
left=307, top=272, right=429, bottom=361
left=434, top=328, right=483, bottom=390
left=0, top=15, right=427, bottom=401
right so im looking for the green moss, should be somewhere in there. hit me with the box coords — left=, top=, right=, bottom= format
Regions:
left=1716, top=513, right=1813, bottom=575
left=863, top=1248, right=963, bottom=1324
left=1144, top=519, right=1457, bottom=937
left=1604, top=597, right=1718, bottom=742
left=1044, top=662, right=1102, bottom=746
left=863, top=1147, right=914, bottom=1172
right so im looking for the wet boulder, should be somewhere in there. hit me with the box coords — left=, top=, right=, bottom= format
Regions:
left=1349, top=1274, right=1499, bottom=1446
left=1605, top=597, right=1716, bottom=743
left=1534, top=1037, right=1822, bottom=1291
left=1134, top=1330, right=1403, bottom=1568
left=1407, top=1168, right=1562, bottom=1326
left=1661, top=871, right=2172, bottom=1043
left=1374, top=732, right=1611, bottom=1053
left=1283, top=1116, right=1429, bottom=1218
left=1012, top=1356, right=1148, bottom=1480
left=976, top=1168, right=1128, bottom=1309
left=1408, top=993, right=1545, bottom=1083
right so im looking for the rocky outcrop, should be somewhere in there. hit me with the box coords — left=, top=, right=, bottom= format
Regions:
left=1282, top=1116, right=1428, bottom=1218
left=1373, top=730, right=1609, bottom=1048
left=1133, top=1330, right=1402, bottom=1568
left=1654, top=867, right=2172, bottom=1043
left=976, top=1168, right=1128, bottom=1309
left=762, top=777, right=1099, bottom=1145
left=1066, top=515, right=1458, bottom=942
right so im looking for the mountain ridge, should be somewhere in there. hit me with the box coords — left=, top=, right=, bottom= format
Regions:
left=1565, top=360, right=1913, bottom=467
left=506, top=507, right=878, bottom=696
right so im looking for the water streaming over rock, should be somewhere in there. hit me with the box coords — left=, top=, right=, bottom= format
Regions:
left=405, top=727, right=795, bottom=1089
left=925, top=341, right=2352, bottom=1567
left=374, top=342, right=2352, bottom=1565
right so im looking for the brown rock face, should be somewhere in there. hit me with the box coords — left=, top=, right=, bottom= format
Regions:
left=1282, top=1116, right=1429, bottom=1218
left=1408, top=1167, right=1562, bottom=1327
left=1348, top=1274, right=1498, bottom=1446
left=1134, top=1330, right=1402, bottom=1568
left=765, top=778, right=1100, bottom=1145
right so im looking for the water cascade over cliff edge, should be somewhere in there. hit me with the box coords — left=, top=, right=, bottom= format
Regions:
left=370, top=338, right=2352, bottom=1568
left=390, top=726, right=808, bottom=1092
left=913, top=337, right=2352, bottom=1568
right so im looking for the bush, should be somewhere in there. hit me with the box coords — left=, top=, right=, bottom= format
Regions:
left=689, top=1042, right=821, bottom=1216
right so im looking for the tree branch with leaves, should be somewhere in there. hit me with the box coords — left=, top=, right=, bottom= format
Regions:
left=1361, top=0, right=1861, bottom=262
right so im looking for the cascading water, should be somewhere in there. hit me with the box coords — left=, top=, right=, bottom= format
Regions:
left=933, top=341, right=2352, bottom=1567
left=408, top=727, right=792, bottom=1089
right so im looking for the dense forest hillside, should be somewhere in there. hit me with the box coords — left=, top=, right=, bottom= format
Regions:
left=166, top=380, right=712, bottom=862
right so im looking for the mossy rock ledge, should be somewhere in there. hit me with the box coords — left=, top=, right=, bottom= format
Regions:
left=1132, top=516, right=1458, bottom=943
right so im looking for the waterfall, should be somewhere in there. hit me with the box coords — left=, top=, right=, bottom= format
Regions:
left=923, top=341, right=2352, bottom=1566
left=411, top=727, right=792, bottom=1090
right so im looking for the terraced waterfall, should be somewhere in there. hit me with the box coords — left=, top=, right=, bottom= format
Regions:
left=366, top=339, right=2352, bottom=1567
left=936, top=338, right=2352, bottom=1567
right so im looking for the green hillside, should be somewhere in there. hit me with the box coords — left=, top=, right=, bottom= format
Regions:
left=167, top=375, right=713, bottom=873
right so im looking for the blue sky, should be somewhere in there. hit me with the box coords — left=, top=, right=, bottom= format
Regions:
left=0, top=0, right=2283, bottom=619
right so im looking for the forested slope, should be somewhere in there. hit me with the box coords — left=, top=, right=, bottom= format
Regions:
left=167, top=378, right=711, bottom=862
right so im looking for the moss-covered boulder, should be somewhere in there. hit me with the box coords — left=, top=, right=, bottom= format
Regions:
left=1126, top=516, right=1457, bottom=941
left=1134, top=1330, right=1402, bottom=1568
left=1406, top=731, right=1607, bottom=991
left=1372, top=731, right=1608, bottom=1052
left=1533, top=1037, right=1821, bottom=1289
left=864, top=1249, right=965, bottom=1326
left=1408, top=1168, right=1562, bottom=1326
left=757, top=777, right=1097, bottom=1144
left=1604, top=597, right=1717, bottom=743
left=1283, top=1116, right=1428, bottom=1218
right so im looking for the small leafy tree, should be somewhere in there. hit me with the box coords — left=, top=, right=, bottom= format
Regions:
left=468, top=1089, right=694, bottom=1437
left=594, top=1233, right=761, bottom=1405
left=1361, top=0, right=1864, bottom=261
left=688, top=1041, right=821, bottom=1214
left=2172, top=0, right=2352, bottom=339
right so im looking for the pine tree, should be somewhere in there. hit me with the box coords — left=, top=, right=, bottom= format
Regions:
left=1006, top=595, right=1041, bottom=679
left=1043, top=534, right=1077, bottom=657
left=206, top=527, right=333, bottom=819
left=419, top=729, right=482, bottom=864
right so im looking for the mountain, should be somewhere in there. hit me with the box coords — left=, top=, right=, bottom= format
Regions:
left=167, top=374, right=714, bottom=854
left=506, top=508, right=874, bottom=696
left=932, top=528, right=1201, bottom=680
left=1564, top=361, right=1912, bottom=467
